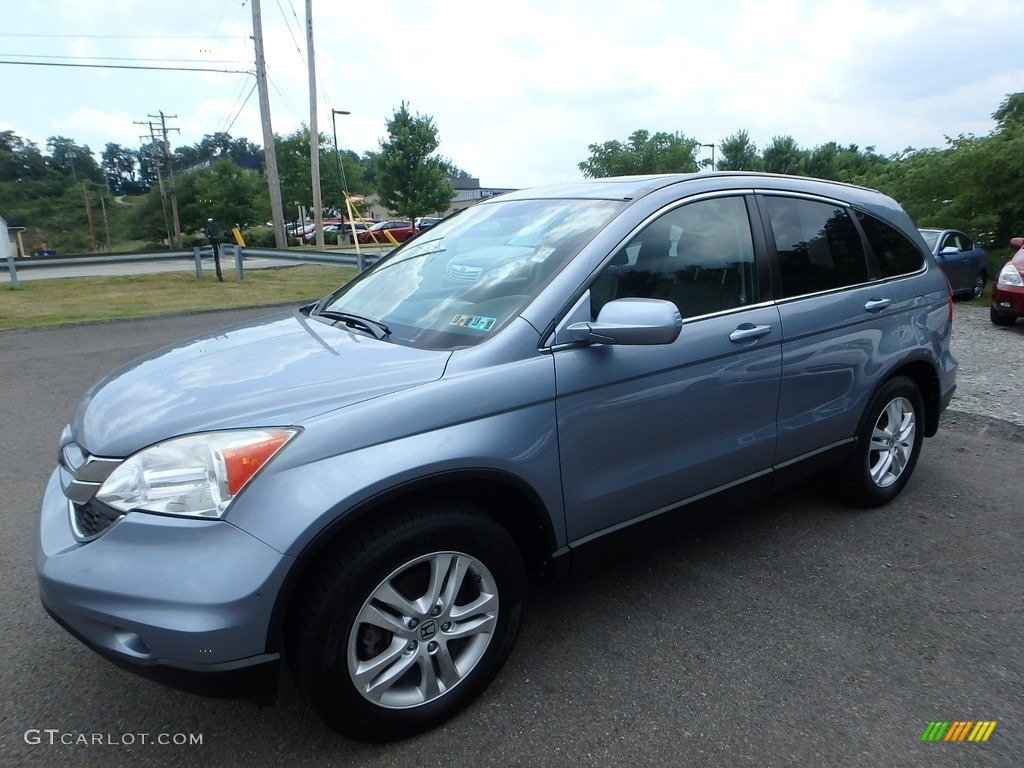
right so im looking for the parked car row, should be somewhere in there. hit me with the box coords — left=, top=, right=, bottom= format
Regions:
left=293, top=218, right=449, bottom=246
left=301, top=221, right=371, bottom=244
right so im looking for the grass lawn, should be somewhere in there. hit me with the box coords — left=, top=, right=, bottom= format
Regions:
left=0, top=265, right=356, bottom=330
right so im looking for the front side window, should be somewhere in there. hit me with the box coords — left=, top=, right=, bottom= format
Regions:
left=316, top=198, right=623, bottom=349
left=590, top=196, right=758, bottom=319
left=763, top=196, right=868, bottom=298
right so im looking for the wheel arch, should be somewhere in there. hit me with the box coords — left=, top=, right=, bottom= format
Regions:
left=265, top=469, right=559, bottom=654
left=885, top=357, right=942, bottom=437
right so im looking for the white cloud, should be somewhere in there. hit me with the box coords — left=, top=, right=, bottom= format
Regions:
left=2, top=0, right=1022, bottom=188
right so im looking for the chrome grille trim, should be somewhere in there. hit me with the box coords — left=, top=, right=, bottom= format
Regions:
left=68, top=499, right=125, bottom=542
left=58, top=441, right=125, bottom=541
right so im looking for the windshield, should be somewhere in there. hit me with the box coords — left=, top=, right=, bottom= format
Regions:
left=317, top=197, right=622, bottom=349
left=918, top=229, right=940, bottom=249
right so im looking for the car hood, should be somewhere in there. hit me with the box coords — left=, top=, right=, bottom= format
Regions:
left=72, top=310, right=451, bottom=457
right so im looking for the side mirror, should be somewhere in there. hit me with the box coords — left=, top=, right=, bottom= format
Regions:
left=939, top=245, right=959, bottom=257
left=568, top=298, right=682, bottom=345
left=1010, top=237, right=1024, bottom=251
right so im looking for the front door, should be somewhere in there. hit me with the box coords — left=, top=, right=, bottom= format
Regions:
left=553, top=195, right=782, bottom=544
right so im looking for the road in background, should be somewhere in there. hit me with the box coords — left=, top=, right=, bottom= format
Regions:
left=0, top=247, right=392, bottom=282
left=1, top=306, right=1020, bottom=767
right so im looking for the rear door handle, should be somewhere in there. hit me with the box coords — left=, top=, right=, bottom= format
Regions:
left=729, top=324, right=772, bottom=343
left=864, top=298, right=892, bottom=312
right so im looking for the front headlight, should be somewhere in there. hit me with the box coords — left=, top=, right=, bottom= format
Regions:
left=95, top=428, right=298, bottom=519
left=997, top=264, right=1024, bottom=287
left=482, top=258, right=529, bottom=281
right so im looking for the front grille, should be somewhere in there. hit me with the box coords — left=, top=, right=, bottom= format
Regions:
left=58, top=438, right=124, bottom=542
left=69, top=498, right=124, bottom=540
left=447, top=264, right=482, bottom=281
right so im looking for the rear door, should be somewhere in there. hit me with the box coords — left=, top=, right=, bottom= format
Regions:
left=758, top=193, right=898, bottom=470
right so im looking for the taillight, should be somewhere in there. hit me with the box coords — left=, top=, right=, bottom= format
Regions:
left=940, top=270, right=954, bottom=322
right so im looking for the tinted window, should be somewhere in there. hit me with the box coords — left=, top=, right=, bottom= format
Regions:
left=763, top=197, right=868, bottom=298
left=856, top=211, right=925, bottom=278
left=590, top=196, right=757, bottom=320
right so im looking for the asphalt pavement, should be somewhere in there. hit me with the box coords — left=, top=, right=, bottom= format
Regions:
left=1, top=306, right=1021, bottom=768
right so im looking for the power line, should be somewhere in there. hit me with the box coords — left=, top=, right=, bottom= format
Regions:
left=168, top=0, right=251, bottom=115
left=0, top=59, right=253, bottom=74
left=223, top=82, right=259, bottom=135
left=272, top=0, right=306, bottom=66
left=216, top=74, right=256, bottom=134
left=0, top=32, right=243, bottom=39
left=0, top=52, right=248, bottom=64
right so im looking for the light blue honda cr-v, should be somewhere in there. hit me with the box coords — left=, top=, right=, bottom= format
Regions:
left=36, top=173, right=957, bottom=740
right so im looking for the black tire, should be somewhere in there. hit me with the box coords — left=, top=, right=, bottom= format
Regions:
left=843, top=376, right=924, bottom=508
left=990, top=305, right=1016, bottom=326
left=971, top=271, right=986, bottom=301
left=287, top=502, right=525, bottom=741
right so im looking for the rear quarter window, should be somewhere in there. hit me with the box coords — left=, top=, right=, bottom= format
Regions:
left=855, top=211, right=925, bottom=278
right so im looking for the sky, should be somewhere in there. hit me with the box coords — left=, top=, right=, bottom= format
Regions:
left=1, top=0, right=1021, bottom=190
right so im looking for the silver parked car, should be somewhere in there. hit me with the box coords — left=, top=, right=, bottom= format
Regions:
left=36, top=173, right=957, bottom=741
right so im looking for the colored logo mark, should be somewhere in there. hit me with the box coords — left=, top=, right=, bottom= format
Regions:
left=921, top=721, right=997, bottom=742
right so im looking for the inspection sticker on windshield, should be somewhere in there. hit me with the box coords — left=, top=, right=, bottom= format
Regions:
left=450, top=314, right=497, bottom=332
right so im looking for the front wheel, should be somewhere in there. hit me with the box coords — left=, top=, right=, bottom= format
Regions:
left=843, top=376, right=924, bottom=507
left=287, top=503, right=526, bottom=741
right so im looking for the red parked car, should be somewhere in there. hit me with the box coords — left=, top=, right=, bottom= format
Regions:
left=356, top=219, right=416, bottom=245
left=990, top=236, right=1024, bottom=326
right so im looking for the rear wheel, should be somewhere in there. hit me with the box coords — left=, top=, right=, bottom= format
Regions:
left=843, top=376, right=924, bottom=507
left=971, top=271, right=986, bottom=300
left=287, top=502, right=525, bottom=741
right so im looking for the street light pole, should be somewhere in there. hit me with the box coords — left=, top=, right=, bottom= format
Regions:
left=331, top=109, right=351, bottom=207
left=700, top=143, right=716, bottom=172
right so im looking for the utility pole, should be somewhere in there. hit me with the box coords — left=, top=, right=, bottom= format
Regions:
left=81, top=181, right=98, bottom=252
left=136, top=121, right=172, bottom=247
left=306, top=0, right=325, bottom=251
left=150, top=112, right=182, bottom=249
left=251, top=0, right=287, bottom=248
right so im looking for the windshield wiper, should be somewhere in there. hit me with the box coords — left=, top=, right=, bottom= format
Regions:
left=315, top=310, right=391, bottom=340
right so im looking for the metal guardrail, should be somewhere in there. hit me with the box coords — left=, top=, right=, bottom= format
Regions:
left=1, top=240, right=386, bottom=287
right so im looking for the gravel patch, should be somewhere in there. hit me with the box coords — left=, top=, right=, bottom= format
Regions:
left=947, top=302, right=1024, bottom=430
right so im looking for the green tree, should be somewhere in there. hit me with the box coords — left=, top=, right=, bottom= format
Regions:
left=179, top=158, right=270, bottom=234
left=372, top=102, right=454, bottom=218
left=45, top=136, right=103, bottom=183
left=717, top=130, right=760, bottom=171
left=579, top=129, right=701, bottom=177
left=273, top=127, right=370, bottom=218
left=0, top=130, right=49, bottom=182
left=992, top=92, right=1024, bottom=130
left=101, top=143, right=145, bottom=195
left=760, top=135, right=805, bottom=175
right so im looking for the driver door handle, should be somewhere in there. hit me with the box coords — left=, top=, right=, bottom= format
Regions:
left=864, top=298, right=892, bottom=313
left=729, top=324, right=772, bottom=343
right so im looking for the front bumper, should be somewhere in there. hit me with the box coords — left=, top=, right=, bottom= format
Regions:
left=992, top=283, right=1024, bottom=318
left=35, top=469, right=294, bottom=699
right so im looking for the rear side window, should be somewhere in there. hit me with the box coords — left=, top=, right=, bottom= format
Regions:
left=855, top=211, right=925, bottom=278
left=763, top=196, right=868, bottom=298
